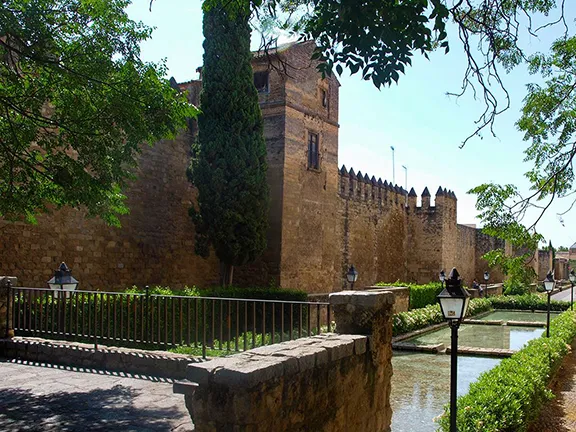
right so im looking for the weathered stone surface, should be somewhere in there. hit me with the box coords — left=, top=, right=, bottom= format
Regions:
left=182, top=291, right=393, bottom=432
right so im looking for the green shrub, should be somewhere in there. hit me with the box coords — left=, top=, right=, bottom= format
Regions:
left=503, top=279, right=531, bottom=295
left=392, top=298, right=492, bottom=336
left=488, top=294, right=570, bottom=311
left=376, top=281, right=444, bottom=309
left=438, top=310, right=576, bottom=432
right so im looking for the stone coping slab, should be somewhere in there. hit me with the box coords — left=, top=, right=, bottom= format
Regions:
left=446, top=346, right=515, bottom=358
left=185, top=333, right=368, bottom=389
left=392, top=342, right=444, bottom=353
left=329, top=290, right=395, bottom=308
left=1, top=336, right=205, bottom=379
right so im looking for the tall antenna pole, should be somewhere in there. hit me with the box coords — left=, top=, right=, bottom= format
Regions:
left=390, top=146, right=395, bottom=184
left=402, top=165, right=408, bottom=206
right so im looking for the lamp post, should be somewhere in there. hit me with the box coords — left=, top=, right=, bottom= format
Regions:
left=569, top=270, right=576, bottom=311
left=48, top=262, right=79, bottom=298
left=483, top=271, right=490, bottom=297
left=439, top=270, right=446, bottom=289
left=437, top=268, right=470, bottom=432
left=346, top=265, right=359, bottom=290
left=543, top=270, right=555, bottom=338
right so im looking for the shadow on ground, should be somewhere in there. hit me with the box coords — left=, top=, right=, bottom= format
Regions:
left=0, top=385, right=185, bottom=431
left=2, top=358, right=178, bottom=383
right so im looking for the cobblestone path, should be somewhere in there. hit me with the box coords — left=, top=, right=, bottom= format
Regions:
left=528, top=340, right=576, bottom=432
left=0, top=359, right=193, bottom=431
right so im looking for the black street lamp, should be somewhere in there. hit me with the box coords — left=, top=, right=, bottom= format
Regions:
left=48, top=262, right=79, bottom=298
left=437, top=268, right=470, bottom=432
left=569, top=270, right=576, bottom=311
left=439, top=269, right=446, bottom=289
left=543, top=270, right=555, bottom=338
left=346, top=265, right=358, bottom=290
left=483, top=271, right=490, bottom=297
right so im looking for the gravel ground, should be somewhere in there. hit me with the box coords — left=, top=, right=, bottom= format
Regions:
left=0, top=359, right=193, bottom=431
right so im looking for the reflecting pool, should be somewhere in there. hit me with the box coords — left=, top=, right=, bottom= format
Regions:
left=391, top=352, right=501, bottom=432
left=404, top=323, right=544, bottom=351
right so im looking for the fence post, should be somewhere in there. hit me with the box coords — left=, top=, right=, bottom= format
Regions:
left=94, top=293, right=98, bottom=351
left=1, top=277, right=16, bottom=339
left=145, top=285, right=150, bottom=344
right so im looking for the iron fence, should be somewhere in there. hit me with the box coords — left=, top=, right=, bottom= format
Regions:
left=9, top=286, right=331, bottom=358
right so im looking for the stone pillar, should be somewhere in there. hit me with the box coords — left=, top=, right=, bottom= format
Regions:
left=329, top=290, right=395, bottom=411
left=0, top=277, right=17, bottom=338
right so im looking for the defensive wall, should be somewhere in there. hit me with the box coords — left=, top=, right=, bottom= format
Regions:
left=0, top=41, right=511, bottom=292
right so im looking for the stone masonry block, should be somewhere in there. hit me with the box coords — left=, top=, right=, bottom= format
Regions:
left=212, top=355, right=285, bottom=389
left=319, top=338, right=355, bottom=362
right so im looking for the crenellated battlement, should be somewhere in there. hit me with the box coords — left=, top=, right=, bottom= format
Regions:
left=338, top=165, right=457, bottom=213
left=338, top=165, right=408, bottom=207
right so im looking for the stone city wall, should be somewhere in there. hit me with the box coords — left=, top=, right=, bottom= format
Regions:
left=176, top=290, right=395, bottom=432
left=338, top=168, right=408, bottom=289
left=0, top=130, right=219, bottom=290
left=0, top=41, right=506, bottom=295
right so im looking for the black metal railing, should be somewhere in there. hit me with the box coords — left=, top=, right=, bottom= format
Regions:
left=10, top=286, right=331, bottom=358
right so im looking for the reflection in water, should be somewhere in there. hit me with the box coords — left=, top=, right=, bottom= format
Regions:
left=391, top=352, right=501, bottom=432
left=405, top=324, right=544, bottom=350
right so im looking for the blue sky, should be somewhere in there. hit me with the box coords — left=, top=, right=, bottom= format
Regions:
left=127, top=0, right=576, bottom=248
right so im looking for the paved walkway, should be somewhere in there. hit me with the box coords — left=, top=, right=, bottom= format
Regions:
left=0, top=359, right=193, bottom=431
left=529, top=340, right=576, bottom=432
left=552, top=287, right=576, bottom=303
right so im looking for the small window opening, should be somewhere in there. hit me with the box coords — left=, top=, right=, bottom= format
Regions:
left=254, top=71, right=269, bottom=93
left=308, top=133, right=320, bottom=170
left=321, top=89, right=328, bottom=108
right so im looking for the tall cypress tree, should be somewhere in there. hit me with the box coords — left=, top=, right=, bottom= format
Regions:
left=189, top=1, right=269, bottom=286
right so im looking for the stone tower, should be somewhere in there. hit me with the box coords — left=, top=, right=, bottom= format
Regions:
left=236, top=42, right=341, bottom=290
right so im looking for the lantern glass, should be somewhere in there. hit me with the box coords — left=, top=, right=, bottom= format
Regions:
left=438, top=292, right=469, bottom=320
left=483, top=271, right=490, bottom=281
left=544, top=279, right=555, bottom=292
left=570, top=273, right=576, bottom=284
left=439, top=271, right=446, bottom=283
left=346, top=266, right=358, bottom=283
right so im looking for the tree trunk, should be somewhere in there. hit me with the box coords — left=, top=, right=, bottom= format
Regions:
left=220, top=262, right=234, bottom=287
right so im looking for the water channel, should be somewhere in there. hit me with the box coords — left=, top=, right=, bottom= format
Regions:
left=390, top=310, right=554, bottom=431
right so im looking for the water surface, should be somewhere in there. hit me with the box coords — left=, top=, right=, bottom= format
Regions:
left=405, top=323, right=544, bottom=351
left=391, top=351, right=500, bottom=432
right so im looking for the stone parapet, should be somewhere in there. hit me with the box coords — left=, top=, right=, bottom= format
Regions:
left=178, top=290, right=395, bottom=432
left=0, top=337, right=203, bottom=379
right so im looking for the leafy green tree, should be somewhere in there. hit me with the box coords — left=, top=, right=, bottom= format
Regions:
left=0, top=0, right=195, bottom=225
left=471, top=36, right=576, bottom=267
left=188, top=0, right=269, bottom=286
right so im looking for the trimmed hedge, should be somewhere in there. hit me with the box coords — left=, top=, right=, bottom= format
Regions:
left=376, top=281, right=444, bottom=309
left=438, top=310, right=576, bottom=432
left=393, top=298, right=492, bottom=336
left=488, top=293, right=570, bottom=312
